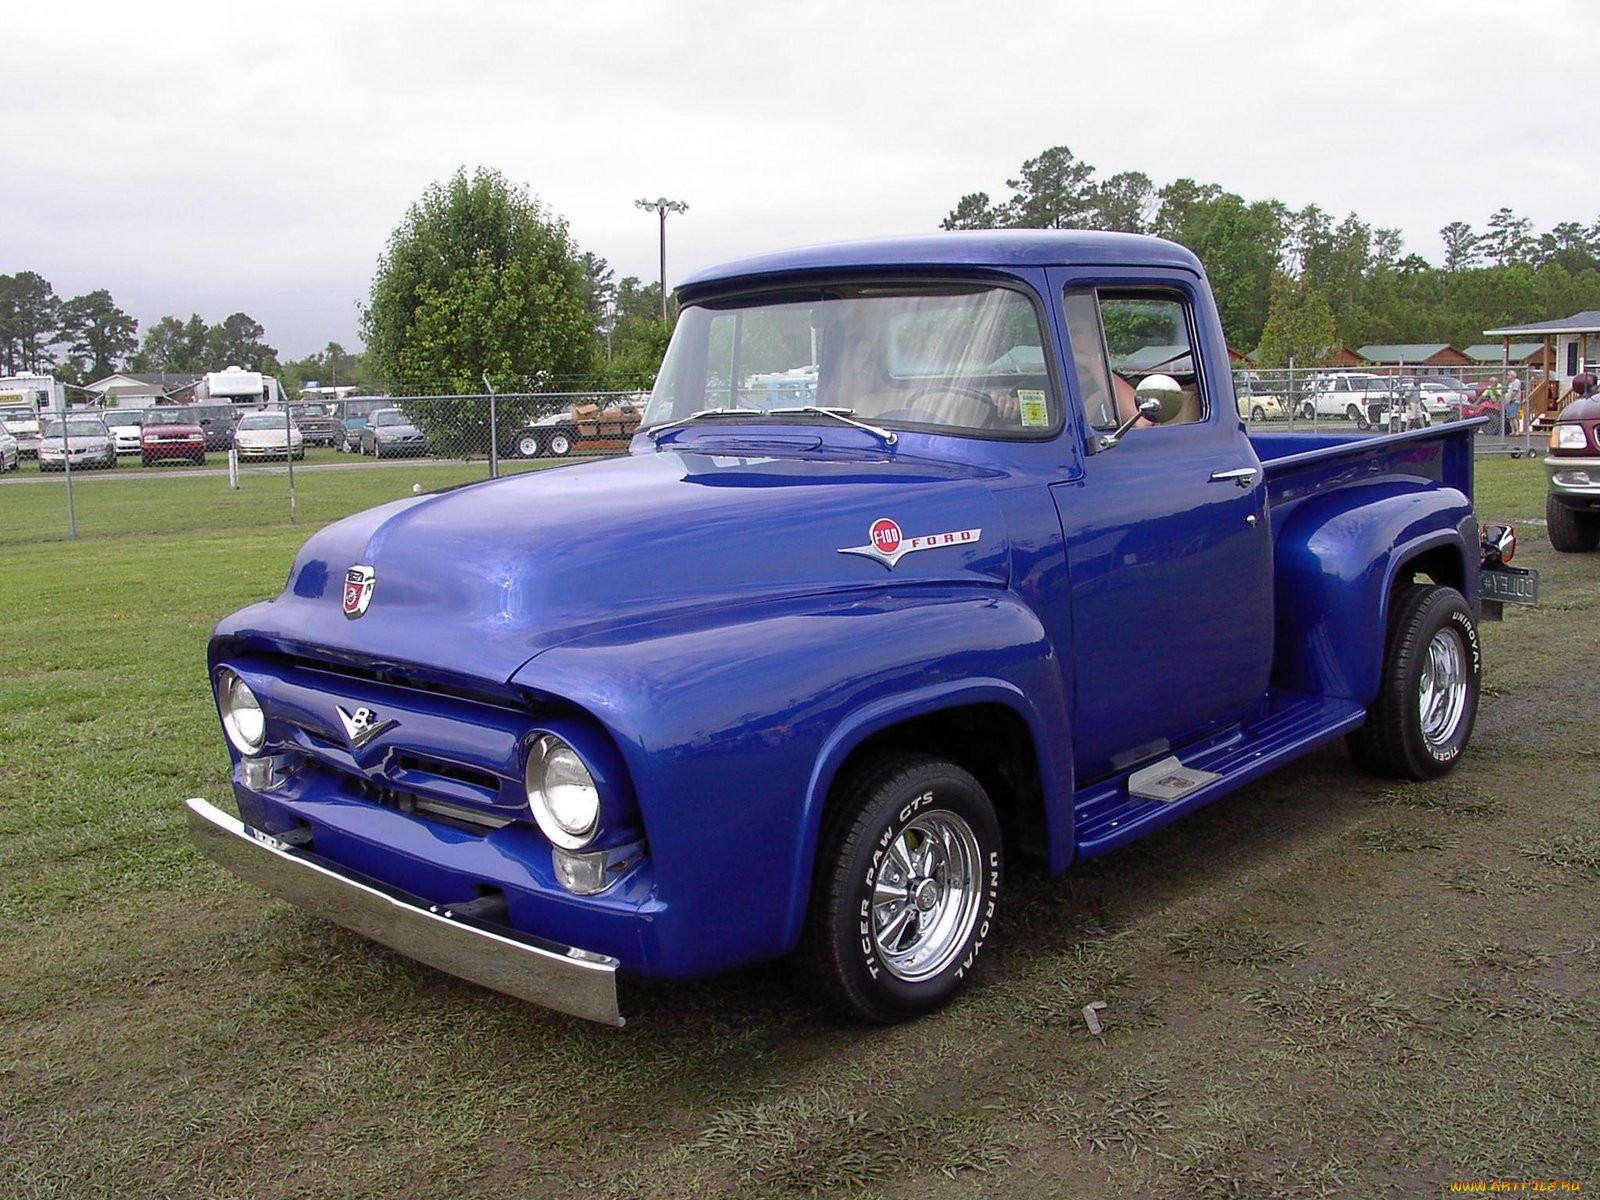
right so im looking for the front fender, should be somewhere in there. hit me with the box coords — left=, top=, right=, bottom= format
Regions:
left=1272, top=482, right=1473, bottom=704
left=512, top=588, right=1068, bottom=977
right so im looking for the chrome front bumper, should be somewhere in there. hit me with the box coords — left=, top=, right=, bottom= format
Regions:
left=1547, top=455, right=1600, bottom=503
left=184, top=797, right=624, bottom=1026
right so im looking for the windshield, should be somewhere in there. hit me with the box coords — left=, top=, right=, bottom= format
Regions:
left=104, top=412, right=142, bottom=426
left=237, top=414, right=287, bottom=430
left=46, top=420, right=107, bottom=438
left=645, top=284, right=1057, bottom=437
left=372, top=411, right=407, bottom=426
left=142, top=410, right=192, bottom=426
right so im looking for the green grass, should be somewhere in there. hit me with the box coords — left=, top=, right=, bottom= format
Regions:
left=0, top=452, right=570, bottom=545
left=1, top=449, right=1594, bottom=1198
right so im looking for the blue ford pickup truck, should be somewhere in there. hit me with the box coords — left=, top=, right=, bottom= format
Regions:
left=187, top=231, right=1520, bottom=1027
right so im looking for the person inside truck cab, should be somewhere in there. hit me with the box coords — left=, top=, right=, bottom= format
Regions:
left=1064, top=288, right=1204, bottom=432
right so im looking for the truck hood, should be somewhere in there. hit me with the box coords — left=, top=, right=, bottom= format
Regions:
left=216, top=448, right=1010, bottom=685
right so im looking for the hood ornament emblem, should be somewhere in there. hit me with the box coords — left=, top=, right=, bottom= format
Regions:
left=838, top=517, right=981, bottom=570
left=342, top=566, right=376, bottom=618
left=337, top=705, right=396, bottom=748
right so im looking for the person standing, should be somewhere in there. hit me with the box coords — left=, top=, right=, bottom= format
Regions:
left=1503, top=370, right=1524, bottom=434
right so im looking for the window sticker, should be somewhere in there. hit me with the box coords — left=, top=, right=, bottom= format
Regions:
left=1017, top=389, right=1049, bottom=428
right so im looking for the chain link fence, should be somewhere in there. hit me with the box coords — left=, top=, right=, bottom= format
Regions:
left=1232, top=365, right=1550, bottom=458
left=1, top=374, right=1560, bottom=545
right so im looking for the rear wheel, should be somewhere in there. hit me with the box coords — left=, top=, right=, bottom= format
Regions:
left=1348, top=403, right=1370, bottom=430
left=547, top=428, right=575, bottom=457
left=1348, top=584, right=1479, bottom=780
left=1301, top=402, right=1316, bottom=421
left=801, top=755, right=1001, bottom=1023
left=1547, top=494, right=1600, bottom=552
left=515, top=431, right=541, bottom=458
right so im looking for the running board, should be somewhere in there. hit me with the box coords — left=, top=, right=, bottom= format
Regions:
left=1072, top=694, right=1367, bottom=860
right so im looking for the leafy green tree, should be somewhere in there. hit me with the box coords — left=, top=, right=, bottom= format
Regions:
left=1089, top=171, right=1155, bottom=234
left=206, top=312, right=280, bottom=373
left=1483, top=207, right=1534, bottom=267
left=1439, top=221, right=1481, bottom=271
left=363, top=166, right=596, bottom=451
left=1534, top=222, right=1596, bottom=273
left=131, top=313, right=210, bottom=372
left=56, top=290, right=137, bottom=381
left=1255, top=274, right=1338, bottom=369
left=1001, top=145, right=1097, bottom=229
left=1152, top=179, right=1224, bottom=243
left=579, top=251, right=617, bottom=338
left=0, top=271, right=61, bottom=374
left=941, top=192, right=1003, bottom=231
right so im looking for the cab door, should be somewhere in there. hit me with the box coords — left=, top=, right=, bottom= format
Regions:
left=1048, top=280, right=1273, bottom=783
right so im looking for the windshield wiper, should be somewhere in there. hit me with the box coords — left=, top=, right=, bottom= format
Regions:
left=646, top=405, right=896, bottom=447
left=644, top=407, right=764, bottom=441
left=768, top=406, right=896, bottom=446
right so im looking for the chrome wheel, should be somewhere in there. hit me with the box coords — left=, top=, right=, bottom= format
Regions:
left=1419, top=628, right=1467, bottom=749
left=871, top=809, right=983, bottom=983
left=803, top=755, right=1001, bottom=1023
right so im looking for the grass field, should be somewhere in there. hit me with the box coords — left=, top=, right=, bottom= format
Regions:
left=1, top=456, right=1594, bottom=1198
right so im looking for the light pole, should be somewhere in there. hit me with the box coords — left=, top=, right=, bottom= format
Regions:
left=635, top=197, right=688, bottom=322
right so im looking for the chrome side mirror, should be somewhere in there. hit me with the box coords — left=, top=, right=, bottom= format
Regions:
left=1098, top=373, right=1186, bottom=450
left=1134, top=374, right=1186, bottom=425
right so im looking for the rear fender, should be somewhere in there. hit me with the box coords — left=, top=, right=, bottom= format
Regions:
left=1272, top=483, right=1473, bottom=704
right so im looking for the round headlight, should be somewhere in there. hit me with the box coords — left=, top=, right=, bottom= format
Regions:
left=217, top=668, right=266, bottom=756
left=525, top=735, right=599, bottom=849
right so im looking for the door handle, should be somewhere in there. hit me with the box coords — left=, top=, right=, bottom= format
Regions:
left=1209, top=467, right=1259, bottom=488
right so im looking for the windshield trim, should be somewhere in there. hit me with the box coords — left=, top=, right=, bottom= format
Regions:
left=648, top=274, right=1063, bottom=444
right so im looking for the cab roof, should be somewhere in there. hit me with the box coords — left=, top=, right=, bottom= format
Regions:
left=678, top=230, right=1204, bottom=298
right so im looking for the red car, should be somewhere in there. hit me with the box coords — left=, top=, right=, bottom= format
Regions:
left=1546, top=392, right=1600, bottom=552
left=140, top=407, right=207, bottom=466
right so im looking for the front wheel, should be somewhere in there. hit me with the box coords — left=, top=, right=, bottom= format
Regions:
left=515, top=432, right=541, bottom=459
left=1301, top=402, right=1317, bottom=422
left=1348, top=584, right=1480, bottom=780
left=1547, top=494, right=1600, bottom=552
left=801, top=755, right=1001, bottom=1023
left=1348, top=403, right=1370, bottom=430
left=547, top=428, right=575, bottom=457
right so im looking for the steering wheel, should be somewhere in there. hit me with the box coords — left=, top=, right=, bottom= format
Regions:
left=875, top=386, right=1002, bottom=430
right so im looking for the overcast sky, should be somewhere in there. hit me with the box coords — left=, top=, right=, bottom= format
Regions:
left=5, top=0, right=1594, bottom=361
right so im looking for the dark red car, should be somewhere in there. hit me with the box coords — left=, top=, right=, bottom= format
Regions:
left=1546, top=393, right=1600, bottom=551
left=140, top=407, right=207, bottom=467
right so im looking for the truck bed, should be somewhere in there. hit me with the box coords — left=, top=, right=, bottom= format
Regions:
left=1250, top=423, right=1479, bottom=530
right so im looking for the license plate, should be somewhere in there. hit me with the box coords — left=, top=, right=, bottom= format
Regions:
left=1481, top=566, right=1539, bottom=606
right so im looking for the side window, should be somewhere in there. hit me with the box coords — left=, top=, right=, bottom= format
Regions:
left=1064, top=287, right=1206, bottom=431
left=1063, top=289, right=1118, bottom=430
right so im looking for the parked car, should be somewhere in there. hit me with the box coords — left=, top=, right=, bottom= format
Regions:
left=1235, top=379, right=1287, bottom=422
left=337, top=415, right=369, bottom=452
left=140, top=408, right=207, bottom=467
left=38, top=416, right=116, bottom=471
left=1303, top=372, right=1398, bottom=427
left=233, top=411, right=305, bottom=461
left=0, top=427, right=18, bottom=472
left=1414, top=378, right=1469, bottom=419
left=101, top=409, right=145, bottom=456
left=289, top=403, right=341, bottom=448
left=1, top=405, right=41, bottom=458
left=186, top=403, right=248, bottom=451
left=1544, top=382, right=1600, bottom=551
left=358, top=408, right=428, bottom=458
